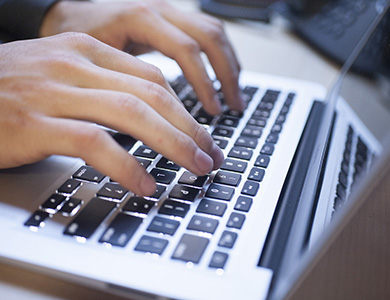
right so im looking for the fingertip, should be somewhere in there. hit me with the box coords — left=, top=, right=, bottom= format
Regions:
left=139, top=173, right=157, bottom=196
left=210, top=142, right=224, bottom=170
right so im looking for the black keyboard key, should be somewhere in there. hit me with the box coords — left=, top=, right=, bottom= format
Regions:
left=260, top=143, right=275, bottom=156
left=235, top=136, right=258, bottom=149
left=213, top=137, right=228, bottom=150
left=206, top=183, right=234, bottom=201
left=73, top=165, right=105, bottom=183
left=156, top=157, right=181, bottom=171
left=228, top=147, right=253, bottom=160
left=247, top=117, right=267, bottom=127
left=148, top=184, right=166, bottom=200
left=266, top=133, right=279, bottom=144
left=218, top=231, right=238, bottom=249
left=187, top=215, right=219, bottom=234
left=172, top=234, right=209, bottom=263
left=218, top=116, right=239, bottom=127
left=241, top=125, right=262, bottom=138
left=97, top=182, right=128, bottom=201
left=178, top=171, right=208, bottom=188
left=64, top=198, right=116, bottom=239
left=241, top=181, right=259, bottom=197
left=196, top=199, right=227, bottom=217
left=147, top=216, right=180, bottom=235
left=212, top=126, right=234, bottom=138
left=248, top=167, right=265, bottom=182
left=252, top=109, right=270, bottom=119
left=275, top=114, right=286, bottom=124
left=24, top=211, right=50, bottom=227
left=99, top=213, right=142, bottom=247
left=213, top=170, right=241, bottom=187
left=234, top=196, right=253, bottom=212
left=122, top=197, right=155, bottom=215
left=209, top=251, right=229, bottom=269
left=169, top=184, right=200, bottom=202
left=258, top=101, right=274, bottom=111
left=135, top=236, right=168, bottom=255
left=136, top=158, right=152, bottom=169
left=60, top=197, right=82, bottom=216
left=224, top=109, right=243, bottom=118
left=133, top=145, right=158, bottom=159
left=57, top=179, right=81, bottom=194
left=243, top=86, right=258, bottom=98
left=194, top=108, right=215, bottom=125
left=254, top=155, right=270, bottom=168
left=150, top=168, right=176, bottom=184
left=112, top=132, right=137, bottom=151
left=221, top=158, right=247, bottom=173
left=158, top=200, right=190, bottom=218
left=226, top=212, right=246, bottom=229
left=40, top=194, right=66, bottom=213
left=271, top=123, right=283, bottom=133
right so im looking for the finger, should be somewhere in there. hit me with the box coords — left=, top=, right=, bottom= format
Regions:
left=40, top=84, right=221, bottom=175
left=34, top=116, right=157, bottom=196
left=162, top=11, right=245, bottom=112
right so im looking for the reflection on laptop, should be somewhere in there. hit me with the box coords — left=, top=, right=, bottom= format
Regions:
left=0, top=1, right=389, bottom=300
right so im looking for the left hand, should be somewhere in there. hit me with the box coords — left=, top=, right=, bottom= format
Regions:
left=40, top=0, right=244, bottom=115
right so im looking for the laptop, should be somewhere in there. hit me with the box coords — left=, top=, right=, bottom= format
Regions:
left=1, top=1, right=389, bottom=299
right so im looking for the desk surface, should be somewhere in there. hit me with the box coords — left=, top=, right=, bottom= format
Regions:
left=0, top=0, right=380, bottom=299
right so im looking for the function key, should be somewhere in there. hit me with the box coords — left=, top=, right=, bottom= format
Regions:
left=73, top=165, right=105, bottom=183
left=260, top=143, right=275, bottom=156
left=135, top=235, right=168, bottom=255
left=97, top=182, right=128, bottom=201
left=57, top=179, right=81, bottom=194
left=40, top=194, right=66, bottom=213
left=99, top=213, right=142, bottom=247
left=241, top=181, right=259, bottom=197
left=178, top=171, right=208, bottom=188
left=149, top=168, right=176, bottom=184
left=172, top=234, right=209, bottom=264
left=248, top=167, right=265, bottom=182
left=122, top=197, right=155, bottom=215
left=158, top=199, right=190, bottom=218
left=254, top=155, right=270, bottom=168
left=209, top=251, right=229, bottom=269
left=218, top=231, right=238, bottom=249
left=234, top=196, right=253, bottom=212
left=226, top=212, right=246, bottom=229
left=147, top=216, right=180, bottom=236
left=64, top=197, right=116, bottom=239
left=187, top=215, right=219, bottom=234
left=24, top=211, right=50, bottom=228
left=133, top=145, right=158, bottom=159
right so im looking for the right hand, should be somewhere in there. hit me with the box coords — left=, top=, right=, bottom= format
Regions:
left=0, top=33, right=224, bottom=196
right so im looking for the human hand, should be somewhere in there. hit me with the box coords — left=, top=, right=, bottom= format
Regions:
left=0, top=33, right=224, bottom=196
left=40, top=0, right=244, bottom=115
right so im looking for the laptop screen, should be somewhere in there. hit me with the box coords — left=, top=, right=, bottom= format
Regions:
left=271, top=1, right=390, bottom=298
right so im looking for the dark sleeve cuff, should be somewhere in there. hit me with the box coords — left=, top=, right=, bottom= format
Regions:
left=0, top=0, right=88, bottom=43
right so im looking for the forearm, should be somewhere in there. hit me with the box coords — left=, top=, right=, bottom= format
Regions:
left=0, top=0, right=87, bottom=42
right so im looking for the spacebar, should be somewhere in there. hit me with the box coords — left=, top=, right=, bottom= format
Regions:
left=64, top=197, right=116, bottom=239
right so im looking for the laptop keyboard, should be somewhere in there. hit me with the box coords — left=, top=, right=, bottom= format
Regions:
left=24, top=75, right=295, bottom=269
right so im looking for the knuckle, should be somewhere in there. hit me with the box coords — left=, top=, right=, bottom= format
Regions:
left=145, top=82, right=170, bottom=106
left=72, top=125, right=105, bottom=151
left=178, top=39, right=201, bottom=56
left=144, top=63, right=167, bottom=87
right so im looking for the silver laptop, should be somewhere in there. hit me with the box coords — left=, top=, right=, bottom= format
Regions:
left=1, top=1, right=389, bottom=299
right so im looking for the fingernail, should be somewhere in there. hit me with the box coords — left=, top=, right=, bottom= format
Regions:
left=195, top=148, right=214, bottom=174
left=140, top=174, right=156, bottom=196
left=210, top=143, right=224, bottom=170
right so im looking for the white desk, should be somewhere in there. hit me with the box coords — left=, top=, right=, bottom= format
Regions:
left=0, top=1, right=344, bottom=299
